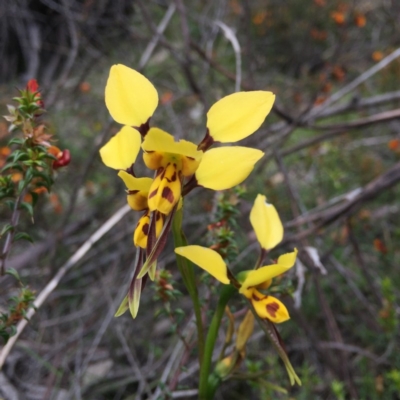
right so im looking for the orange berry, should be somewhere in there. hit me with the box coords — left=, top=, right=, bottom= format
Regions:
left=331, top=11, right=345, bottom=25
left=160, top=91, right=173, bottom=105
left=372, top=51, right=384, bottom=62
left=388, top=139, right=400, bottom=150
left=354, top=13, right=366, bottom=27
left=79, top=82, right=91, bottom=93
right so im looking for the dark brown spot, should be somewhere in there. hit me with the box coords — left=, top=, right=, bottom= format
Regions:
left=155, top=167, right=163, bottom=178
left=128, top=190, right=140, bottom=195
left=142, top=223, right=149, bottom=236
left=149, top=188, right=158, bottom=199
left=162, top=187, right=175, bottom=203
left=134, top=119, right=150, bottom=137
left=197, top=129, right=214, bottom=152
left=170, top=171, right=177, bottom=182
left=185, top=156, right=195, bottom=161
left=266, top=302, right=280, bottom=318
left=156, top=212, right=161, bottom=221
left=252, top=293, right=262, bottom=301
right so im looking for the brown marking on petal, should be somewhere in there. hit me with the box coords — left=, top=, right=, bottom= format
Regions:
left=185, top=156, right=195, bottom=161
left=252, top=292, right=262, bottom=301
left=156, top=212, right=161, bottom=221
left=128, top=190, right=140, bottom=195
left=266, top=302, right=280, bottom=318
left=149, top=188, right=159, bottom=199
left=162, top=186, right=175, bottom=204
left=142, top=223, right=149, bottom=236
left=171, top=171, right=177, bottom=182
left=160, top=167, right=167, bottom=180
left=156, top=167, right=163, bottom=177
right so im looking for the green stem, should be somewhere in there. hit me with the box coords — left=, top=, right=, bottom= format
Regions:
left=199, top=284, right=236, bottom=399
left=172, top=209, right=205, bottom=368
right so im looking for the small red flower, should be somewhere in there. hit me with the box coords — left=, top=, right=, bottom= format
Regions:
left=26, top=79, right=44, bottom=108
left=48, top=146, right=71, bottom=169
left=26, top=79, right=39, bottom=93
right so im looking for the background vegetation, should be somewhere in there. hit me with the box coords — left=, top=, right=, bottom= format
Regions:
left=0, top=0, right=399, bottom=399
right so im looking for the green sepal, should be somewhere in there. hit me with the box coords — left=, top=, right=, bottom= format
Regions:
left=115, top=295, right=129, bottom=317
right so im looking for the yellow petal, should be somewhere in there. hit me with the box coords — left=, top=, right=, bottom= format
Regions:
left=118, top=171, right=153, bottom=191
left=118, top=171, right=154, bottom=210
left=174, top=245, right=230, bottom=284
left=195, top=147, right=264, bottom=190
left=207, top=91, right=275, bottom=142
left=250, top=194, right=283, bottom=250
left=277, top=249, right=298, bottom=269
left=99, top=126, right=141, bottom=170
left=239, top=249, right=297, bottom=294
left=251, top=291, right=290, bottom=323
left=142, top=128, right=202, bottom=166
left=105, top=64, right=158, bottom=127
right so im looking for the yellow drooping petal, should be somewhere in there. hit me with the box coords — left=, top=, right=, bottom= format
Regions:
left=133, top=212, right=150, bottom=249
left=99, top=126, right=141, bottom=170
left=133, top=211, right=164, bottom=248
left=251, top=291, right=290, bottom=323
left=207, top=91, right=275, bottom=143
left=239, top=249, right=297, bottom=295
left=174, top=245, right=230, bottom=284
left=250, top=194, right=283, bottom=250
left=105, top=64, right=158, bottom=127
left=195, top=147, right=264, bottom=190
left=148, top=163, right=182, bottom=214
left=118, top=171, right=153, bottom=211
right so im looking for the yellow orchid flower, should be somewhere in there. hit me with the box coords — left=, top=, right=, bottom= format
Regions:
left=142, top=127, right=203, bottom=214
left=174, top=245, right=297, bottom=323
left=100, top=64, right=275, bottom=215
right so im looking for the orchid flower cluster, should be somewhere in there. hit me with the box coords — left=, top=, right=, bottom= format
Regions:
left=175, top=194, right=297, bottom=325
left=99, top=64, right=275, bottom=317
left=99, top=64, right=301, bottom=392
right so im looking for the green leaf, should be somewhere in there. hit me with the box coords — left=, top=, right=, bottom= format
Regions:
left=5, top=200, right=15, bottom=210
left=0, top=223, right=14, bottom=237
left=0, top=330, right=10, bottom=344
left=8, top=137, right=25, bottom=146
left=5, top=268, right=21, bottom=281
left=13, top=232, right=33, bottom=243
left=30, top=191, right=39, bottom=207
left=1, top=162, right=23, bottom=172
left=20, top=201, right=34, bottom=218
